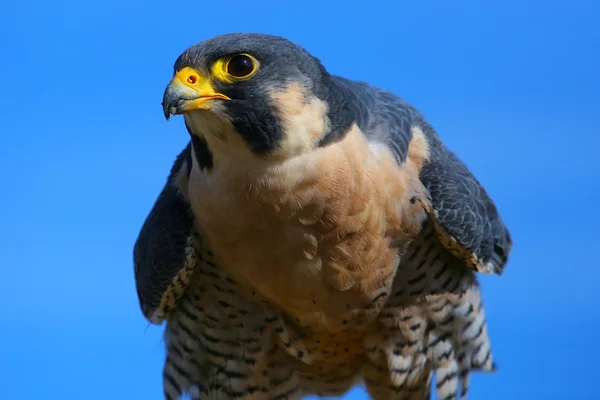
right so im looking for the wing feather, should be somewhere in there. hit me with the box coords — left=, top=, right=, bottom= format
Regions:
left=417, top=119, right=512, bottom=274
left=133, top=143, right=197, bottom=324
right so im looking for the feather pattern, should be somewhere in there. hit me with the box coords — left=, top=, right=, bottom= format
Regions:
left=134, top=37, right=511, bottom=399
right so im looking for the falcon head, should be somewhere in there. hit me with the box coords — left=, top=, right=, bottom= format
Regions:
left=162, top=33, right=353, bottom=160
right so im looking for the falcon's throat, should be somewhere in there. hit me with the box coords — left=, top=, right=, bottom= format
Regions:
left=183, top=109, right=268, bottom=167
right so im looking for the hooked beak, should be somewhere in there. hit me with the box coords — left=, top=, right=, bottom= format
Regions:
left=161, top=67, right=231, bottom=120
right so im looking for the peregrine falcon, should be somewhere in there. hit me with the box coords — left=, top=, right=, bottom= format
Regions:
left=134, top=33, right=512, bottom=400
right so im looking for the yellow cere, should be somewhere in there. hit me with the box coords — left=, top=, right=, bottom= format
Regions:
left=168, top=67, right=231, bottom=112
left=173, top=67, right=224, bottom=97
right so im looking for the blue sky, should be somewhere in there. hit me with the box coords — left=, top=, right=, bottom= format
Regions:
left=1, top=0, right=598, bottom=398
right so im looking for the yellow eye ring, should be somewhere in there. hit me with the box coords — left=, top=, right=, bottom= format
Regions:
left=212, top=53, right=259, bottom=83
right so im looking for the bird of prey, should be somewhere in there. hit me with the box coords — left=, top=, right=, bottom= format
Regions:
left=133, top=33, right=512, bottom=400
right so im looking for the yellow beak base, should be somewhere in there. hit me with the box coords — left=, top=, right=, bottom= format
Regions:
left=162, top=67, right=230, bottom=120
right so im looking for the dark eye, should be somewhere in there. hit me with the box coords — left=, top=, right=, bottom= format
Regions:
left=227, top=54, right=256, bottom=78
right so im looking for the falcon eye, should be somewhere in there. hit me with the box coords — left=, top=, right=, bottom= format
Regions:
left=226, top=54, right=257, bottom=78
left=212, top=53, right=259, bottom=83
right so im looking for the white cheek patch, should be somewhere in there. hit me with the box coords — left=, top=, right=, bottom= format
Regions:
left=268, top=81, right=331, bottom=157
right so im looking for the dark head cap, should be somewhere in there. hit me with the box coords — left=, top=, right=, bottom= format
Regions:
left=162, top=33, right=352, bottom=159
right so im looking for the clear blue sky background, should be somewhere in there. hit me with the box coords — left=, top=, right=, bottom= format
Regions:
left=1, top=0, right=598, bottom=398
